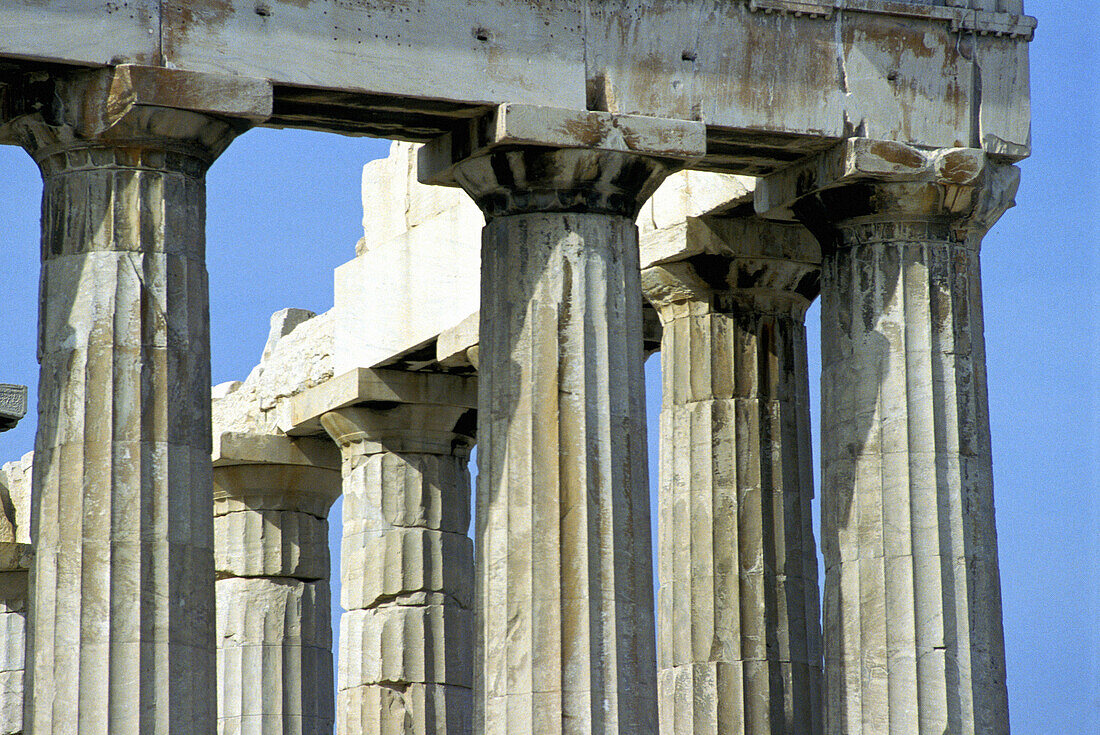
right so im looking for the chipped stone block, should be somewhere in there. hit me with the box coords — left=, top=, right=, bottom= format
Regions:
left=0, top=387, right=26, bottom=434
left=212, top=310, right=335, bottom=436
left=0, top=454, right=32, bottom=547
left=263, top=308, right=317, bottom=362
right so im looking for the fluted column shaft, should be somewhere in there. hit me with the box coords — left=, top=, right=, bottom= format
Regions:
left=449, top=147, right=680, bottom=734
left=790, top=149, right=1018, bottom=734
left=322, top=403, right=475, bottom=735
left=10, top=72, right=245, bottom=733
left=643, top=218, right=823, bottom=735
left=212, top=434, right=341, bottom=735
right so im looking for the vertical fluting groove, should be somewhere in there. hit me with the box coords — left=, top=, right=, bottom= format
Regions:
left=653, top=284, right=821, bottom=735
left=820, top=225, right=1008, bottom=734
left=477, top=212, right=656, bottom=735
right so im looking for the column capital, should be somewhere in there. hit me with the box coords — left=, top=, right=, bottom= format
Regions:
left=642, top=216, right=821, bottom=319
left=755, top=138, right=1020, bottom=248
left=211, top=432, right=341, bottom=517
left=418, top=104, right=706, bottom=219
left=321, top=403, right=475, bottom=458
left=3, top=64, right=271, bottom=172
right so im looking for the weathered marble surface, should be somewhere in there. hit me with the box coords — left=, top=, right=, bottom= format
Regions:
left=335, top=142, right=483, bottom=375
left=0, top=456, right=31, bottom=548
left=217, top=577, right=333, bottom=734
left=441, top=142, right=694, bottom=735
left=6, top=66, right=263, bottom=733
left=759, top=140, right=1017, bottom=735
left=213, top=308, right=335, bottom=437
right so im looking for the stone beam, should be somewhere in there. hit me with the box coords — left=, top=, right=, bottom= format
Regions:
left=0, top=1, right=1033, bottom=171
left=282, top=368, right=478, bottom=436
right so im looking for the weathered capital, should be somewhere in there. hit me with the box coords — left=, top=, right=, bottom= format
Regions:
left=755, top=138, right=1020, bottom=249
left=419, top=104, right=706, bottom=219
left=321, top=403, right=475, bottom=458
left=3, top=64, right=271, bottom=173
left=212, top=432, right=341, bottom=518
left=642, top=216, right=821, bottom=319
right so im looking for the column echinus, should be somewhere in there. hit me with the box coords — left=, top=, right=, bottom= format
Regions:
left=0, top=65, right=271, bottom=732
left=418, top=105, right=706, bottom=734
left=756, top=139, right=1018, bottom=734
left=640, top=208, right=824, bottom=733
left=287, top=367, right=479, bottom=734
left=212, top=432, right=341, bottom=734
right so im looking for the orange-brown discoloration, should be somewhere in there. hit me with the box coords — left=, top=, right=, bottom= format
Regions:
left=559, top=114, right=610, bottom=149
left=938, top=151, right=983, bottom=185
left=166, top=0, right=236, bottom=29
left=868, top=140, right=924, bottom=169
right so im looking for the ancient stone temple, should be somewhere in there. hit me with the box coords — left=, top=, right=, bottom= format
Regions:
left=0, top=1, right=1033, bottom=733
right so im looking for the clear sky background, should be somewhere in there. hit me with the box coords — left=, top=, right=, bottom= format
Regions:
left=0, top=1, right=1096, bottom=730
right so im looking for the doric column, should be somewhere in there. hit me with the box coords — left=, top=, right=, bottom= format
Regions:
left=315, top=370, right=477, bottom=735
left=419, top=105, right=706, bottom=734
left=0, top=453, right=32, bottom=735
left=1, top=65, right=270, bottom=733
left=211, top=432, right=341, bottom=734
left=641, top=216, right=823, bottom=734
left=758, top=139, right=1018, bottom=734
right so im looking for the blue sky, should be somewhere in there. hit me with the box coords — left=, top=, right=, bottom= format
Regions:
left=0, top=1, right=1095, bottom=729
